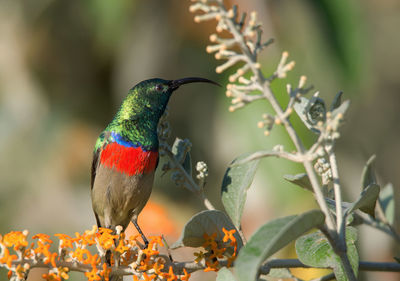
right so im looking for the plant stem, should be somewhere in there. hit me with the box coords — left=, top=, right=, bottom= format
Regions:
left=218, top=2, right=336, bottom=232
left=310, top=273, right=336, bottom=281
left=164, top=148, right=216, bottom=210
left=327, top=146, right=343, bottom=233
left=337, top=250, right=357, bottom=281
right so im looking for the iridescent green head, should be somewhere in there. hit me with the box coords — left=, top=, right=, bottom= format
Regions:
left=117, top=77, right=219, bottom=122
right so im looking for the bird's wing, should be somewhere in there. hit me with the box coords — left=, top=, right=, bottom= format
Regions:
left=91, top=131, right=111, bottom=190
left=91, top=131, right=112, bottom=227
left=90, top=149, right=100, bottom=190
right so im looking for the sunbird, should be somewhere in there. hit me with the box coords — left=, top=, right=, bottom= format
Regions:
left=90, top=77, right=218, bottom=247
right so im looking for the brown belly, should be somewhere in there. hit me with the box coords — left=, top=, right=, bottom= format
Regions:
left=91, top=163, right=155, bottom=229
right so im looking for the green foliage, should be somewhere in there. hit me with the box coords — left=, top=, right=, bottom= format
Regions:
left=221, top=153, right=260, bottom=229
left=172, top=138, right=192, bottom=177
left=172, top=210, right=243, bottom=249
left=346, top=184, right=380, bottom=217
left=283, top=173, right=312, bottom=192
left=379, top=183, right=395, bottom=225
left=296, top=227, right=359, bottom=281
left=216, top=267, right=236, bottom=281
left=360, top=155, right=377, bottom=190
left=235, top=210, right=325, bottom=281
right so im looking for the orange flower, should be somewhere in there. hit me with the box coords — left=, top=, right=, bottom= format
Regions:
left=54, top=234, right=74, bottom=249
left=74, top=231, right=96, bottom=246
left=149, top=236, right=164, bottom=247
left=96, top=230, right=116, bottom=250
left=32, top=233, right=53, bottom=244
left=138, top=260, right=152, bottom=271
left=44, top=252, right=58, bottom=268
left=142, top=272, right=156, bottom=281
left=15, top=264, right=26, bottom=279
left=181, top=268, right=191, bottom=281
left=222, top=228, right=237, bottom=246
left=210, top=247, right=226, bottom=259
left=2, top=231, right=28, bottom=251
left=127, top=234, right=140, bottom=247
left=85, top=266, right=101, bottom=281
left=142, top=247, right=159, bottom=258
left=193, top=251, right=205, bottom=263
left=34, top=241, right=51, bottom=257
left=100, top=262, right=111, bottom=281
left=153, top=260, right=164, bottom=275
left=58, top=267, right=70, bottom=280
left=161, top=266, right=177, bottom=281
left=115, top=240, right=129, bottom=254
left=0, top=248, right=18, bottom=268
left=42, top=272, right=62, bottom=281
left=202, top=232, right=217, bottom=249
left=83, top=253, right=100, bottom=267
left=72, top=247, right=90, bottom=262
left=204, top=260, right=219, bottom=272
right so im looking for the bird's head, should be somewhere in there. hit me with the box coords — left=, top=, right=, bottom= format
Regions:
left=119, top=77, right=219, bottom=121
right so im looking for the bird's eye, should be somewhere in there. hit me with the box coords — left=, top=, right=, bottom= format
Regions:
left=155, top=84, right=163, bottom=92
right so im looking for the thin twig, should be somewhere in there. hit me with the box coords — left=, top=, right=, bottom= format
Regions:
left=310, top=273, right=336, bottom=281
left=355, top=212, right=400, bottom=243
left=164, top=148, right=216, bottom=210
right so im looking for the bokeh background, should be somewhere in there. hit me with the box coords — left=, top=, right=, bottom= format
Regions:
left=0, top=0, right=399, bottom=280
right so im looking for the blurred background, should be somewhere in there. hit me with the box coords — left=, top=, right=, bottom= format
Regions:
left=0, top=0, right=399, bottom=280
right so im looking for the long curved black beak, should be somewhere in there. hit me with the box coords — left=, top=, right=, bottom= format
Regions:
left=169, top=77, right=220, bottom=91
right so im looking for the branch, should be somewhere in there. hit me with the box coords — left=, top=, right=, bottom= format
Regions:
left=163, top=148, right=216, bottom=211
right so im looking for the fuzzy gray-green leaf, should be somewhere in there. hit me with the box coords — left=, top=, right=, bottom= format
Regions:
left=361, top=155, right=376, bottom=190
left=171, top=210, right=243, bottom=249
left=217, top=267, right=237, bottom=281
left=379, top=183, right=395, bottom=225
left=268, top=268, right=293, bottom=278
left=221, top=154, right=260, bottom=229
left=296, top=227, right=358, bottom=281
left=294, top=96, right=325, bottom=134
left=330, top=91, right=343, bottom=111
left=283, top=173, right=312, bottom=192
left=235, top=210, right=325, bottom=281
left=182, top=151, right=192, bottom=177
left=331, top=99, right=350, bottom=118
left=347, top=184, right=380, bottom=217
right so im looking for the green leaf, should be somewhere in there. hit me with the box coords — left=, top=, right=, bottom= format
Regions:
left=331, top=99, right=350, bottom=118
left=379, top=183, right=395, bottom=225
left=235, top=210, right=325, bottom=281
left=330, top=91, right=343, bottom=111
left=296, top=227, right=359, bottom=281
left=171, top=210, right=243, bottom=249
left=217, top=267, right=237, bottom=281
left=293, top=96, right=326, bottom=134
left=221, top=154, right=260, bottom=229
left=182, top=151, right=192, bottom=177
left=325, top=198, right=352, bottom=214
left=346, top=184, right=380, bottom=217
left=360, top=155, right=376, bottom=190
left=268, top=268, right=293, bottom=278
left=171, top=138, right=192, bottom=176
left=283, top=173, right=312, bottom=192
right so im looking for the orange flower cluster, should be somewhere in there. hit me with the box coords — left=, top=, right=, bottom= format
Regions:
left=194, top=227, right=238, bottom=272
left=0, top=227, right=192, bottom=281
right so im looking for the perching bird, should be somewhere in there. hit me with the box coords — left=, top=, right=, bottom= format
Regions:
left=90, top=77, right=218, bottom=246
